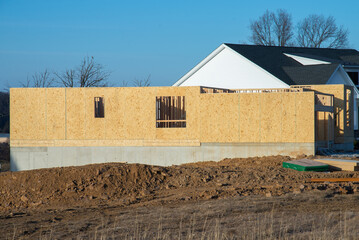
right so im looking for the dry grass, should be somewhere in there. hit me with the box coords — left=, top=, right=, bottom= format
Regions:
left=13, top=211, right=359, bottom=240
left=5, top=193, right=359, bottom=240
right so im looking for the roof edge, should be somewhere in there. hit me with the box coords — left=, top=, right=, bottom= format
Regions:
left=172, top=44, right=226, bottom=86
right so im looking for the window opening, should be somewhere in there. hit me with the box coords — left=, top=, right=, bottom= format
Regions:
left=346, top=89, right=351, bottom=127
left=156, top=96, right=186, bottom=128
left=347, top=72, right=359, bottom=86
left=94, top=97, right=104, bottom=118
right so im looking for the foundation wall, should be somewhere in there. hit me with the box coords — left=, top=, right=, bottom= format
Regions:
left=10, top=142, right=315, bottom=171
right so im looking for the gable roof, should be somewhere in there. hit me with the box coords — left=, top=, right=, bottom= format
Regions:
left=283, top=64, right=339, bottom=85
left=224, top=44, right=359, bottom=86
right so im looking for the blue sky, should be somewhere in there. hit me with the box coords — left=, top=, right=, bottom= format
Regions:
left=0, top=0, right=358, bottom=89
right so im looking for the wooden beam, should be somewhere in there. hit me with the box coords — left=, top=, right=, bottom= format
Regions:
left=309, top=178, right=359, bottom=183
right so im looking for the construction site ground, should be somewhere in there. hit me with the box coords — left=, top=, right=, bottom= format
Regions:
left=2, top=146, right=359, bottom=239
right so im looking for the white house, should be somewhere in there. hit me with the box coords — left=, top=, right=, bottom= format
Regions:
left=173, top=44, right=359, bottom=131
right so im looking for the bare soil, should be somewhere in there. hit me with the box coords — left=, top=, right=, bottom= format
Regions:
left=2, top=153, right=359, bottom=239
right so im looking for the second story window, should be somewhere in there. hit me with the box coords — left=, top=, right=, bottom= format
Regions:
left=348, top=72, right=359, bottom=86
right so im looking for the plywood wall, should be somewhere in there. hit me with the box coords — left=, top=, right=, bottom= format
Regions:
left=200, top=91, right=315, bottom=143
left=47, top=88, right=66, bottom=140
left=11, top=86, right=202, bottom=145
left=11, top=86, right=318, bottom=146
left=238, top=94, right=261, bottom=142
left=295, top=85, right=353, bottom=144
left=10, top=88, right=47, bottom=140
left=200, top=93, right=240, bottom=142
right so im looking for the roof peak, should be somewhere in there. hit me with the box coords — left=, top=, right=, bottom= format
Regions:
left=223, top=43, right=358, bottom=52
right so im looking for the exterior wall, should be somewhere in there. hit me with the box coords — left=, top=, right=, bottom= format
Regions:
left=10, top=87, right=315, bottom=147
left=199, top=92, right=315, bottom=143
left=327, top=67, right=359, bottom=130
left=10, top=86, right=318, bottom=170
left=294, top=85, right=354, bottom=149
left=10, top=87, right=202, bottom=146
left=177, top=47, right=289, bottom=89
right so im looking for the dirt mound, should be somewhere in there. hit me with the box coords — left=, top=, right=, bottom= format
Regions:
left=1, top=155, right=359, bottom=212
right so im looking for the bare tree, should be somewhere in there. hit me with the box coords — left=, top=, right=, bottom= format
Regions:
left=297, top=15, right=349, bottom=48
left=273, top=9, right=293, bottom=47
left=55, top=56, right=110, bottom=87
left=120, top=80, right=129, bottom=87
left=78, top=56, right=110, bottom=87
left=132, top=75, right=151, bottom=87
left=54, top=69, right=75, bottom=87
left=21, top=69, right=55, bottom=88
left=249, top=9, right=293, bottom=46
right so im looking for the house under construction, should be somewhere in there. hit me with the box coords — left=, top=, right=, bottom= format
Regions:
left=10, top=84, right=354, bottom=171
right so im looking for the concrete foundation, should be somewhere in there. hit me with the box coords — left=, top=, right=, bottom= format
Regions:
left=10, top=142, right=315, bottom=171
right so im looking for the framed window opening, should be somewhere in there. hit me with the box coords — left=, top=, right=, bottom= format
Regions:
left=156, top=96, right=186, bottom=128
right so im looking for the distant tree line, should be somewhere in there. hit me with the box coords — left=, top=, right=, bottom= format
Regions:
left=249, top=9, right=349, bottom=48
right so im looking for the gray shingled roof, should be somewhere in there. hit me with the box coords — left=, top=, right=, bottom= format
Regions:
left=224, top=44, right=359, bottom=85
left=283, top=64, right=339, bottom=85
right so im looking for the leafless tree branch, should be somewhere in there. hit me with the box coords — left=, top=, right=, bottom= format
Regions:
left=21, top=69, right=55, bottom=88
left=55, top=56, right=110, bottom=87
left=249, top=10, right=349, bottom=49
left=55, top=69, right=76, bottom=87
left=250, top=9, right=293, bottom=46
left=132, top=75, right=151, bottom=87
left=78, top=56, right=110, bottom=87
left=296, top=15, right=348, bottom=48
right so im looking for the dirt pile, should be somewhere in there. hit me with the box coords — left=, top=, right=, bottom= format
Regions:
left=1, top=155, right=359, bottom=212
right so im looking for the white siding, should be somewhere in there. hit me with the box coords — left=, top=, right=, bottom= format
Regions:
left=284, top=53, right=330, bottom=65
left=178, top=47, right=289, bottom=89
left=327, top=68, right=348, bottom=85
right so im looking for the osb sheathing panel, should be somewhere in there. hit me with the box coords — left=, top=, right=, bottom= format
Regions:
left=200, top=94, right=240, bottom=143
left=10, top=89, right=27, bottom=139
left=31, top=89, right=47, bottom=140
left=316, top=111, right=335, bottom=142
left=316, top=112, right=326, bottom=141
left=260, top=93, right=282, bottom=142
left=156, top=128, right=188, bottom=140
left=10, top=89, right=47, bottom=140
left=105, top=88, right=125, bottom=140
left=281, top=93, right=296, bottom=143
left=239, top=94, right=261, bottom=142
left=46, top=88, right=66, bottom=140
left=66, top=88, right=86, bottom=139
left=296, top=92, right=315, bottom=142
left=84, top=88, right=106, bottom=140
left=239, top=92, right=314, bottom=143
left=123, top=87, right=157, bottom=140
left=184, top=87, right=201, bottom=141
left=11, top=139, right=200, bottom=147
left=155, top=86, right=194, bottom=96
